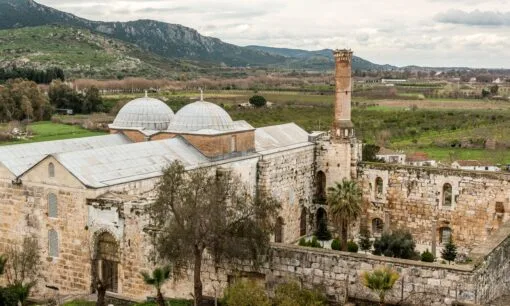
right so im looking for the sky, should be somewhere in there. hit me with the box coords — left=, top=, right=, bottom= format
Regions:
left=37, top=0, right=510, bottom=68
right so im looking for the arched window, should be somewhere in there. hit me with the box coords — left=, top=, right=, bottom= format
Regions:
left=275, top=217, right=284, bottom=243
left=443, top=183, right=452, bottom=207
left=315, top=171, right=326, bottom=202
left=48, top=229, right=59, bottom=257
left=375, top=177, right=383, bottom=198
left=48, top=193, right=58, bottom=218
left=48, top=162, right=55, bottom=178
left=439, top=227, right=452, bottom=244
left=230, top=135, right=237, bottom=153
left=372, top=218, right=384, bottom=235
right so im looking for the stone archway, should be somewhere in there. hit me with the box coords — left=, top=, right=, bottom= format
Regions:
left=93, top=231, right=120, bottom=293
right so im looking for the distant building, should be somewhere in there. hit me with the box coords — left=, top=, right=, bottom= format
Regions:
left=406, top=152, right=437, bottom=167
left=376, top=147, right=406, bottom=164
left=381, top=79, right=407, bottom=84
left=451, top=160, right=500, bottom=172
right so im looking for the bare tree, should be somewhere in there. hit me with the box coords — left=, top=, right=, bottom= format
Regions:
left=4, top=236, right=42, bottom=306
left=150, top=161, right=280, bottom=306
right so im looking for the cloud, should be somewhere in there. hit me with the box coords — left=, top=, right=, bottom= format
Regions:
left=35, top=0, right=510, bottom=68
left=435, top=9, right=510, bottom=26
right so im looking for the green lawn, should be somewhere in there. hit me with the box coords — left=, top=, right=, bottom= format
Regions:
left=406, top=147, right=510, bottom=164
left=0, top=122, right=106, bottom=146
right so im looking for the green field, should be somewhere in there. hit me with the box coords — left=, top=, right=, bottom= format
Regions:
left=0, top=122, right=105, bottom=146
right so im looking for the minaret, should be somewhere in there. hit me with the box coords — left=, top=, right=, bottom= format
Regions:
left=332, top=49, right=354, bottom=141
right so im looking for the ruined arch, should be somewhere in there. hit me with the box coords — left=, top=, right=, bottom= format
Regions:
left=92, top=231, right=120, bottom=293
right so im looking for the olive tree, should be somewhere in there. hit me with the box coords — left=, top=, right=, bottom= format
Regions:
left=150, top=161, right=280, bottom=305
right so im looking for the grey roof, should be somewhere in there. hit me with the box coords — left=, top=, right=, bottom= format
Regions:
left=167, top=101, right=238, bottom=133
left=110, top=97, right=174, bottom=130
left=255, top=123, right=312, bottom=153
left=54, top=137, right=209, bottom=188
left=0, top=134, right=131, bottom=176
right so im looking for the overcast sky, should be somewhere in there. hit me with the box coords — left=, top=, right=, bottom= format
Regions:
left=37, top=0, right=510, bottom=68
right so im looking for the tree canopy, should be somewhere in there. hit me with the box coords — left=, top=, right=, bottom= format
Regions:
left=48, top=80, right=104, bottom=114
left=249, top=95, right=267, bottom=107
left=150, top=161, right=280, bottom=305
left=0, top=78, right=52, bottom=122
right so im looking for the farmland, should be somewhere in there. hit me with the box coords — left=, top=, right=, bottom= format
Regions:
left=3, top=89, right=510, bottom=164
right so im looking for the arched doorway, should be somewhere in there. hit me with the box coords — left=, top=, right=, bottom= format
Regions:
left=275, top=217, right=284, bottom=243
left=93, top=232, right=120, bottom=293
left=300, top=208, right=307, bottom=236
left=315, top=171, right=326, bottom=202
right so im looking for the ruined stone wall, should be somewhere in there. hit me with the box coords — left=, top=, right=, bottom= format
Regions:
left=359, top=163, right=510, bottom=251
left=472, top=221, right=510, bottom=302
left=257, top=145, right=315, bottom=243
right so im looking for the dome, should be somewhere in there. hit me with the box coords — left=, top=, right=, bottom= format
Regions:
left=167, top=101, right=235, bottom=132
left=112, top=97, right=174, bottom=130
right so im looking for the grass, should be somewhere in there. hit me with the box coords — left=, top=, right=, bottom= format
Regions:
left=0, top=122, right=106, bottom=146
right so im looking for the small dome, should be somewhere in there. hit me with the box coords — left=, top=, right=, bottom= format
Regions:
left=112, top=97, right=174, bottom=130
left=167, top=101, right=235, bottom=132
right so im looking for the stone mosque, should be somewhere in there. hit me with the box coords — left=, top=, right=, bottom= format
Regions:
left=1, top=50, right=510, bottom=304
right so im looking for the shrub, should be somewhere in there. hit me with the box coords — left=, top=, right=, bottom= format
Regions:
left=309, top=236, right=322, bottom=248
left=0, top=287, right=19, bottom=306
left=441, top=238, right=457, bottom=264
left=421, top=249, right=435, bottom=262
left=347, top=240, right=359, bottom=253
left=371, top=229, right=416, bottom=259
left=249, top=95, right=267, bottom=108
left=331, top=239, right=342, bottom=251
left=298, top=238, right=307, bottom=247
left=274, top=281, right=326, bottom=306
left=222, top=280, right=271, bottom=306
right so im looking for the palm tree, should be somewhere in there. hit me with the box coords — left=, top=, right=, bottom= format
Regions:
left=327, top=179, right=362, bottom=251
left=361, top=266, right=399, bottom=306
left=141, top=266, right=171, bottom=306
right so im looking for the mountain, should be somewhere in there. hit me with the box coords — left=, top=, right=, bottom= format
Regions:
left=0, top=25, right=211, bottom=79
left=246, top=46, right=396, bottom=71
left=0, top=0, right=392, bottom=71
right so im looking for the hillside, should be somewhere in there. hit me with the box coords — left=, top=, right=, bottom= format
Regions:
left=0, top=25, right=208, bottom=79
left=0, top=0, right=391, bottom=71
left=247, top=46, right=396, bottom=71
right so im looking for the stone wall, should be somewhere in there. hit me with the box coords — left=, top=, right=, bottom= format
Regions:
left=359, top=163, right=510, bottom=252
left=257, top=145, right=315, bottom=243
